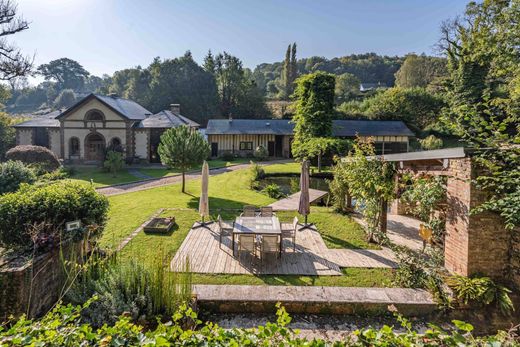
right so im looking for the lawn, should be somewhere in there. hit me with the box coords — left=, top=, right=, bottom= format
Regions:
left=139, top=158, right=253, bottom=179
left=101, top=162, right=393, bottom=287
left=67, top=158, right=254, bottom=187
left=68, top=167, right=139, bottom=188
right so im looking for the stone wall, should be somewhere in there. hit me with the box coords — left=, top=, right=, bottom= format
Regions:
left=0, top=241, right=83, bottom=321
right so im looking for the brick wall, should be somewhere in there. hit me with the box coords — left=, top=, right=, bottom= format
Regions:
left=0, top=241, right=84, bottom=320
left=444, top=158, right=512, bottom=282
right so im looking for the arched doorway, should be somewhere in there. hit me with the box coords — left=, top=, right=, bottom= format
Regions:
left=84, top=133, right=105, bottom=161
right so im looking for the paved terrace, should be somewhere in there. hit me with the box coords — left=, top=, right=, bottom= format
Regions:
left=171, top=222, right=397, bottom=276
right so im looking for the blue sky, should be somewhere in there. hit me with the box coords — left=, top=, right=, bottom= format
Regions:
left=16, top=0, right=468, bottom=80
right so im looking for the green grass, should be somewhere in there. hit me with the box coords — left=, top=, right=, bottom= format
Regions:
left=139, top=158, right=252, bottom=179
left=191, top=268, right=395, bottom=287
left=69, top=167, right=139, bottom=188
left=101, top=162, right=391, bottom=287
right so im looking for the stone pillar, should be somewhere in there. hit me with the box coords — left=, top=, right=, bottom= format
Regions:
left=444, top=157, right=511, bottom=280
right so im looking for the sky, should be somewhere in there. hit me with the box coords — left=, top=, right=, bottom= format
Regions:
left=15, top=0, right=469, bottom=83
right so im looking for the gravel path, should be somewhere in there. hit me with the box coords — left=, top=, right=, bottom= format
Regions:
left=201, top=312, right=436, bottom=342
left=97, top=160, right=292, bottom=196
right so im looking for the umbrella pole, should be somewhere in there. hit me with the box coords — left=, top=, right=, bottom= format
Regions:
left=193, top=215, right=213, bottom=229
left=299, top=214, right=315, bottom=231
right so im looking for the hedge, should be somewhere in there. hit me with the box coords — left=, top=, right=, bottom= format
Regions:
left=0, top=160, right=36, bottom=194
left=6, top=145, right=61, bottom=173
left=0, top=181, right=109, bottom=250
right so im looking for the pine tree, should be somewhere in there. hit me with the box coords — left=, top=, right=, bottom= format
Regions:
left=203, top=50, right=215, bottom=74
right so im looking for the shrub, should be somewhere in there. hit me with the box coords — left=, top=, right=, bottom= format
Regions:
left=66, top=256, right=192, bottom=327
left=254, top=145, right=268, bottom=160
left=0, top=181, right=109, bottom=250
left=220, top=151, right=235, bottom=161
left=103, top=150, right=124, bottom=177
left=419, top=134, right=443, bottom=150
left=6, top=145, right=61, bottom=172
left=1, top=303, right=517, bottom=345
left=446, top=275, right=514, bottom=315
left=262, top=183, right=285, bottom=199
left=0, top=160, right=36, bottom=194
left=248, top=161, right=265, bottom=189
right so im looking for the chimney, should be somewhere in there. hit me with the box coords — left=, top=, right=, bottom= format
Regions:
left=170, top=104, right=180, bottom=115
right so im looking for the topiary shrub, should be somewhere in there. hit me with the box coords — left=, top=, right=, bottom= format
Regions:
left=0, top=160, right=36, bottom=194
left=0, top=181, right=109, bottom=250
left=6, top=145, right=61, bottom=173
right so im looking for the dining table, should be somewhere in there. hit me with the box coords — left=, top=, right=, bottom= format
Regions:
left=232, top=216, right=282, bottom=256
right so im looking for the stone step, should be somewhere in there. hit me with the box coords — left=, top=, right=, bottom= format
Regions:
left=193, top=285, right=437, bottom=316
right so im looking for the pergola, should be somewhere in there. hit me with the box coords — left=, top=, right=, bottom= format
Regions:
left=350, top=147, right=515, bottom=286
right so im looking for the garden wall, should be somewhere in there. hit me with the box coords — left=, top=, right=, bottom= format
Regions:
left=0, top=241, right=84, bottom=321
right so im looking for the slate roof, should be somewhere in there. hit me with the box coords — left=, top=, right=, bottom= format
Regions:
left=206, top=119, right=295, bottom=135
left=137, top=110, right=199, bottom=128
left=206, top=119, right=414, bottom=137
left=332, top=120, right=415, bottom=137
left=57, top=93, right=152, bottom=121
left=13, top=110, right=61, bottom=128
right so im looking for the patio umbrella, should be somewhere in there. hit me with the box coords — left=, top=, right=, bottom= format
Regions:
left=298, top=160, right=312, bottom=230
left=194, top=160, right=211, bottom=229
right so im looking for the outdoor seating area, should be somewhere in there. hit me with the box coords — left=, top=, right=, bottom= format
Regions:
left=170, top=205, right=397, bottom=276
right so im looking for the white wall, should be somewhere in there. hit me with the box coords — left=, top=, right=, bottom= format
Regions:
left=134, top=130, right=149, bottom=160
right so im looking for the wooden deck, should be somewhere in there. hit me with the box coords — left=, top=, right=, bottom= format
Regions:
left=171, top=222, right=397, bottom=276
left=268, top=188, right=328, bottom=211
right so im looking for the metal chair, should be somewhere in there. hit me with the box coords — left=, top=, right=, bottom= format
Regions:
left=260, top=206, right=274, bottom=217
left=280, top=216, right=298, bottom=252
left=260, top=235, right=280, bottom=262
left=241, top=205, right=256, bottom=217
left=238, top=234, right=256, bottom=256
left=218, top=214, right=234, bottom=248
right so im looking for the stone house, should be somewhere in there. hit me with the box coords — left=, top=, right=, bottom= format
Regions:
left=205, top=119, right=414, bottom=158
left=13, top=93, right=199, bottom=163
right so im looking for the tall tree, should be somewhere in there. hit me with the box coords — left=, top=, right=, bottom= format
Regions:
left=212, top=52, right=268, bottom=118
left=54, top=89, right=76, bottom=109
left=0, top=112, right=15, bottom=159
left=203, top=50, right=215, bottom=74
left=394, top=54, right=447, bottom=89
left=290, top=42, right=297, bottom=88
left=0, top=0, right=32, bottom=80
left=441, top=0, right=520, bottom=229
left=148, top=52, right=218, bottom=124
left=158, top=125, right=210, bottom=193
left=334, top=72, right=360, bottom=104
left=291, top=72, right=335, bottom=161
left=37, top=58, right=90, bottom=91
left=281, top=44, right=291, bottom=99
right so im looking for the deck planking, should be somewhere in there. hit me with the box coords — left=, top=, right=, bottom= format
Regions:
left=171, top=221, right=397, bottom=276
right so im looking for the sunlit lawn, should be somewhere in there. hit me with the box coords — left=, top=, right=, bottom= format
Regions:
left=102, top=162, right=392, bottom=287
left=67, top=158, right=254, bottom=187
left=139, top=158, right=253, bottom=179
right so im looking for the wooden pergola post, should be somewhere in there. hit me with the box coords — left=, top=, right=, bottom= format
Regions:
left=346, top=190, right=352, bottom=209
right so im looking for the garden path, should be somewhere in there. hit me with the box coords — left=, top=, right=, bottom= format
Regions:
left=97, top=159, right=292, bottom=196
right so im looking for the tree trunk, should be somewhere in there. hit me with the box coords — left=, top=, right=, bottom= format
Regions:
left=380, top=199, right=388, bottom=234
left=317, top=151, right=322, bottom=172
left=182, top=171, right=186, bottom=193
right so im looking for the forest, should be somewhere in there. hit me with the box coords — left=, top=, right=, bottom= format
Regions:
left=2, top=48, right=447, bottom=133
